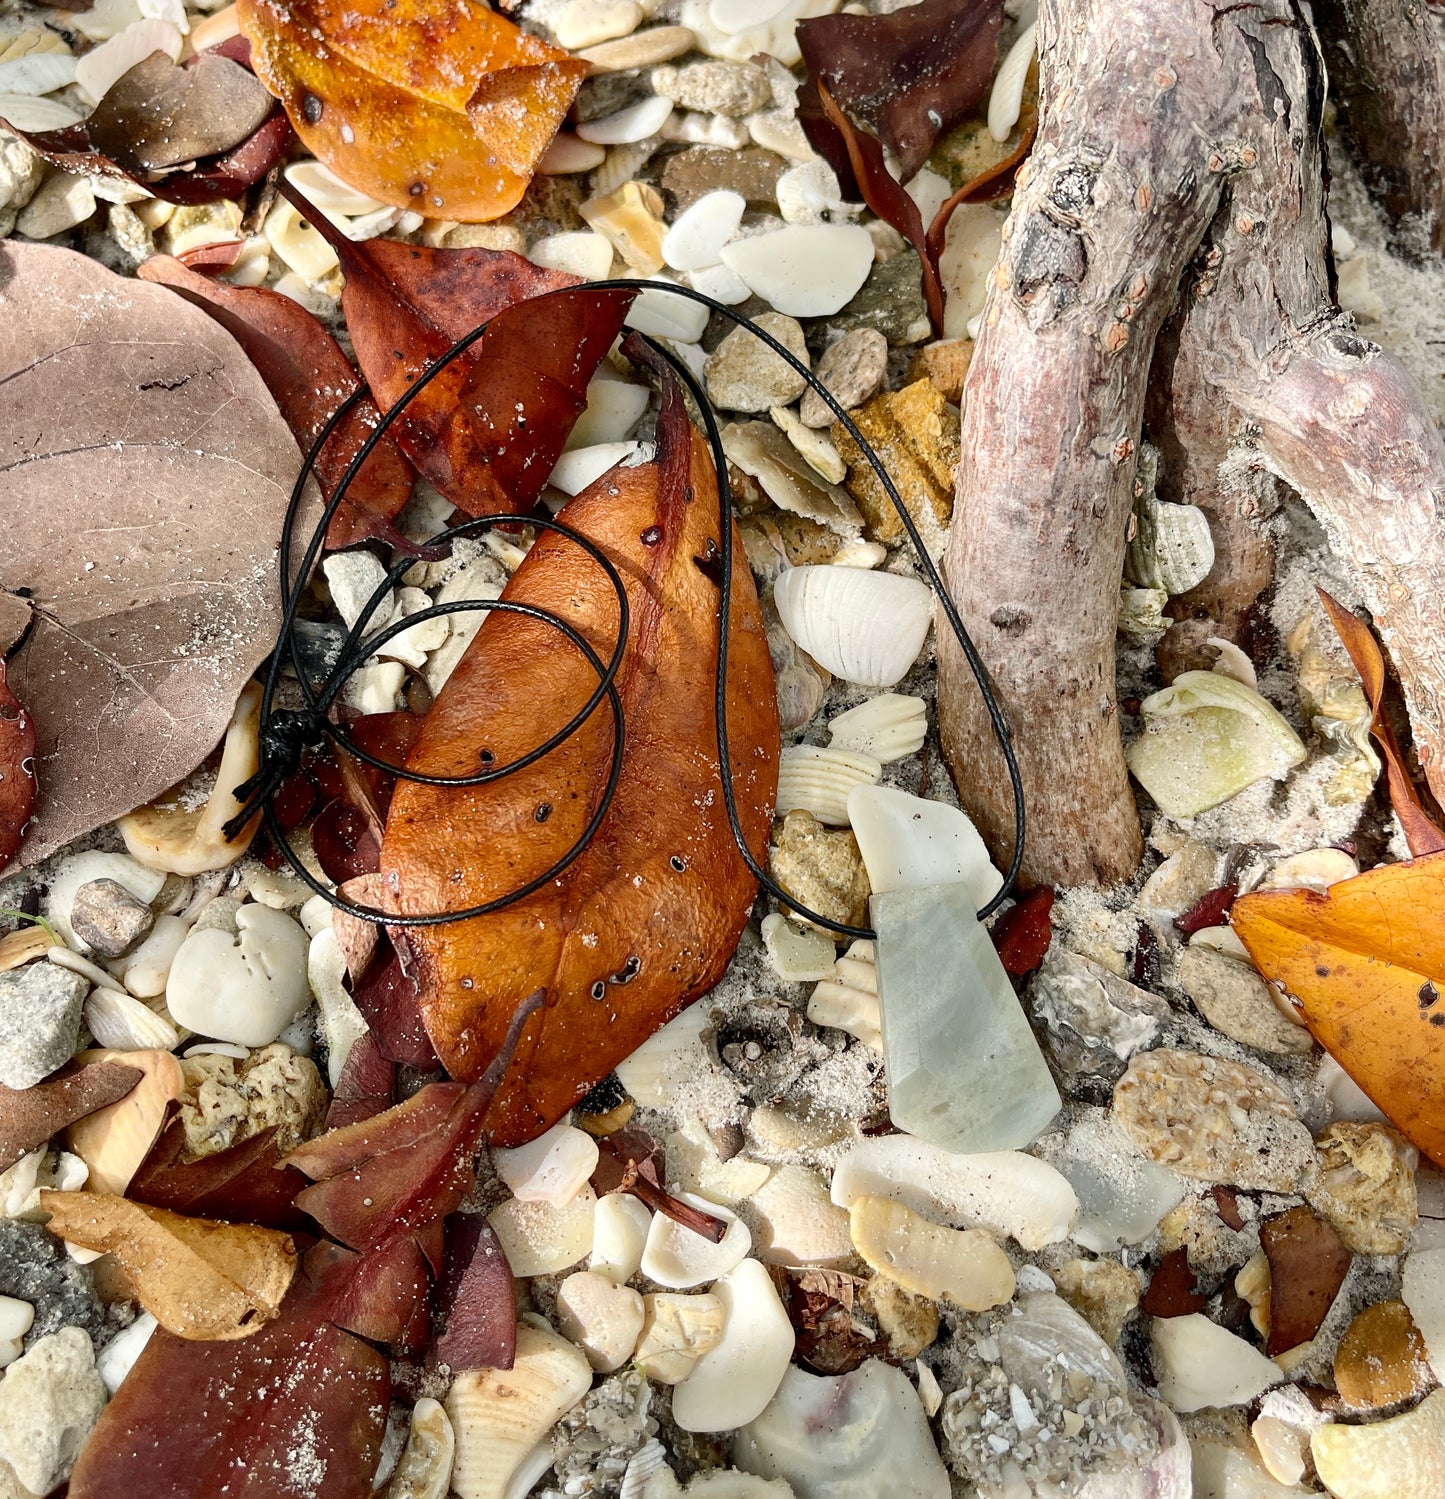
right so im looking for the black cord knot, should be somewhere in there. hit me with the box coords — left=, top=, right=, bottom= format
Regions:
left=222, top=707, right=332, bottom=842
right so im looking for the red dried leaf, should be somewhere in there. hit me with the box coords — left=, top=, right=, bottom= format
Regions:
left=430, top=1213, right=516, bottom=1372
left=593, top=1127, right=728, bottom=1243
left=1261, top=1206, right=1353, bottom=1356
left=176, top=240, right=247, bottom=274
left=312, top=798, right=382, bottom=884
left=326, top=1031, right=395, bottom=1130
left=1319, top=589, right=1445, bottom=856
left=345, top=711, right=425, bottom=816
left=281, top=183, right=633, bottom=516
left=350, top=944, right=439, bottom=1070
left=798, top=0, right=1003, bottom=181
left=1141, top=1247, right=1206, bottom=1318
left=304, top=1235, right=431, bottom=1351
left=1174, top=884, right=1238, bottom=936
left=0, top=660, right=36, bottom=870
left=286, top=991, right=540, bottom=1250
left=0, top=1060, right=139, bottom=1174
left=814, top=82, right=945, bottom=335
left=127, top=1122, right=311, bottom=1232
left=68, top=1278, right=389, bottom=1499
left=136, top=255, right=414, bottom=550
left=990, top=887, right=1054, bottom=976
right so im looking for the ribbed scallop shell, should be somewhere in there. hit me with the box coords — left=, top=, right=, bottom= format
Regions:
left=775, top=745, right=882, bottom=826
left=1124, top=493, right=1215, bottom=596
left=773, top=565, right=932, bottom=688
left=445, top=1324, right=592, bottom=1499
left=83, top=988, right=180, bottom=1052
left=828, top=693, right=927, bottom=762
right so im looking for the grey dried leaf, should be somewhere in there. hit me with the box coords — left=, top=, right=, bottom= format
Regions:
left=0, top=241, right=314, bottom=864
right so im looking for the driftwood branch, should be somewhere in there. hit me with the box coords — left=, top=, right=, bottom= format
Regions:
left=938, top=0, right=1445, bottom=887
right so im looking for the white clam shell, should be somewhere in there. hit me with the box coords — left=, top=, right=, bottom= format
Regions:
left=620, top=1439, right=670, bottom=1499
left=492, top=1123, right=600, bottom=1208
left=846, top=784, right=1003, bottom=906
left=773, top=565, right=932, bottom=688
left=640, top=1193, right=751, bottom=1288
left=82, top=988, right=179, bottom=1052
left=828, top=694, right=927, bottom=763
left=830, top=1137, right=1078, bottom=1251
left=445, top=1324, right=592, bottom=1499
left=671, top=1258, right=794, bottom=1433
left=589, top=1192, right=652, bottom=1283
left=382, top=1397, right=454, bottom=1499
left=775, top=745, right=881, bottom=826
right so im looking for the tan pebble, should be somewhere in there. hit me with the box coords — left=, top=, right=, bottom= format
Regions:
left=1334, top=1300, right=1436, bottom=1411
left=906, top=338, right=973, bottom=404
left=1050, top=1257, right=1141, bottom=1347
left=579, top=181, right=666, bottom=274
left=705, top=313, right=809, bottom=412
left=1234, top=1248, right=1272, bottom=1340
left=442, top=223, right=528, bottom=253
left=1308, top=1121, right=1418, bottom=1255
left=769, top=810, right=871, bottom=932
left=860, top=1275, right=938, bottom=1359
left=446, top=1324, right=592, bottom=1499
left=578, top=24, right=695, bottom=69
left=1113, top=1048, right=1318, bottom=1192
left=1312, top=1387, right=1445, bottom=1499
left=800, top=328, right=888, bottom=428
left=555, top=1271, right=646, bottom=1372
left=634, top=1292, right=726, bottom=1383
left=1138, top=842, right=1219, bottom=920
left=1178, top=945, right=1315, bottom=1056
left=831, top=379, right=958, bottom=544
left=552, top=0, right=642, bottom=50
left=849, top=1196, right=1014, bottom=1311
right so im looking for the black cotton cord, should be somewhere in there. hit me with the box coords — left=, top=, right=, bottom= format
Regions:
left=228, top=279, right=1025, bottom=938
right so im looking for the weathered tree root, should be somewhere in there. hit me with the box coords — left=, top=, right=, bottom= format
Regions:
left=938, top=0, right=1445, bottom=888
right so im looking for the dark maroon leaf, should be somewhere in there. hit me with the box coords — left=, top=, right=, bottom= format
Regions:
left=127, top=1122, right=311, bottom=1231
left=350, top=945, right=439, bottom=1070
left=313, top=798, right=382, bottom=884
left=771, top=1264, right=889, bottom=1375
left=67, top=1276, right=390, bottom=1499
left=1141, top=1248, right=1206, bottom=1317
left=0, top=1061, right=140, bottom=1173
left=430, top=1213, right=516, bottom=1372
left=1174, top=884, right=1238, bottom=936
left=814, top=82, right=945, bottom=334
left=326, top=1031, right=395, bottom=1130
left=990, top=887, right=1054, bottom=976
left=593, top=1126, right=728, bottom=1243
left=304, top=1235, right=431, bottom=1351
left=798, top=0, right=1003, bottom=181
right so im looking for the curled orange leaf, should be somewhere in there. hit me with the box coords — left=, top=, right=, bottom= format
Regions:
left=1318, top=587, right=1445, bottom=857
left=237, top=0, right=588, bottom=220
left=1232, top=853, right=1445, bottom=1167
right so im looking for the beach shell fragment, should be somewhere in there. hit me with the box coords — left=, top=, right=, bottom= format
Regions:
left=830, top=1137, right=1078, bottom=1251
left=827, top=694, right=927, bottom=763
left=849, top=1195, right=1015, bottom=1311
left=640, top=1193, right=751, bottom=1288
left=775, top=745, right=882, bottom=826
left=493, top=1123, right=600, bottom=1208
left=634, top=1291, right=726, bottom=1383
left=589, top=1192, right=653, bottom=1283
left=382, top=1397, right=455, bottom=1499
left=555, top=1270, right=646, bottom=1372
left=488, top=1185, right=597, bottom=1278
left=808, top=939, right=882, bottom=1051
left=1311, top=1388, right=1445, bottom=1499
left=1150, top=1313, right=1283, bottom=1413
left=445, top=1323, right=592, bottom=1499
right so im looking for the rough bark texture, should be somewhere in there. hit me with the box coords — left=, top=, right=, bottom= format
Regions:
left=1313, top=0, right=1445, bottom=254
left=939, top=0, right=1445, bottom=886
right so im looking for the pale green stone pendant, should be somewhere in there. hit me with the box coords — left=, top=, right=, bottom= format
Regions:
left=872, top=883, right=1061, bottom=1153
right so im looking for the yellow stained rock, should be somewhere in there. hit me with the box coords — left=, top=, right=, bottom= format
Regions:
left=831, top=379, right=958, bottom=544
left=579, top=180, right=665, bottom=274
left=907, top=339, right=973, bottom=403
left=1335, top=1300, right=1436, bottom=1411
left=849, top=1195, right=1014, bottom=1311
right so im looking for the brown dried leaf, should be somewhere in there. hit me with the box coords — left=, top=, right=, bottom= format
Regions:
left=593, top=1126, right=728, bottom=1243
left=381, top=355, right=780, bottom=1143
left=1140, top=1247, right=1206, bottom=1318
left=1260, top=1205, right=1352, bottom=1356
left=41, top=1190, right=298, bottom=1340
left=0, top=1060, right=141, bottom=1174
left=0, top=242, right=313, bottom=864
left=0, top=660, right=36, bottom=869
left=1319, top=588, right=1445, bottom=856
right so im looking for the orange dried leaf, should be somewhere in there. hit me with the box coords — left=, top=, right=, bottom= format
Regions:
left=1232, top=852, right=1445, bottom=1167
left=380, top=367, right=781, bottom=1145
left=237, top=0, right=587, bottom=220
left=41, top=1190, right=297, bottom=1340
left=1318, top=588, right=1445, bottom=857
